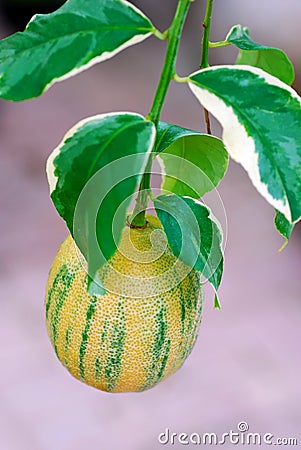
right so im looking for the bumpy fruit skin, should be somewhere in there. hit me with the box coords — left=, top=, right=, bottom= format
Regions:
left=45, top=215, right=203, bottom=393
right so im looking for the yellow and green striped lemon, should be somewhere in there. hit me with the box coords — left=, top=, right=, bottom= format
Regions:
left=45, top=214, right=203, bottom=392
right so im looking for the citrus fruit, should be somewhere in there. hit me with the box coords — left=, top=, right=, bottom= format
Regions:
left=45, top=214, right=203, bottom=392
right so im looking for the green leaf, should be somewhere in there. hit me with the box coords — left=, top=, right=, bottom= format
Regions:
left=154, top=194, right=224, bottom=307
left=0, top=0, right=154, bottom=101
left=274, top=209, right=294, bottom=251
left=47, top=112, right=156, bottom=294
left=189, top=66, right=301, bottom=224
left=226, top=25, right=294, bottom=85
left=155, top=121, right=228, bottom=197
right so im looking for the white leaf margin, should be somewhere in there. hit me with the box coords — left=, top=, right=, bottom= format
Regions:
left=26, top=0, right=154, bottom=95
left=46, top=111, right=155, bottom=194
left=189, top=65, right=301, bottom=223
left=44, top=34, right=152, bottom=94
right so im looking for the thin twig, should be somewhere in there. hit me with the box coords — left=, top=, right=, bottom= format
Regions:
left=200, top=0, right=215, bottom=135
left=204, top=108, right=212, bottom=135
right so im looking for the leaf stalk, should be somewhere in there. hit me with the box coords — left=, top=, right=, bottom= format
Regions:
left=209, top=40, right=230, bottom=48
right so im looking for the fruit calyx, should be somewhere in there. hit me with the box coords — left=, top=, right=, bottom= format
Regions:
left=126, top=215, right=149, bottom=230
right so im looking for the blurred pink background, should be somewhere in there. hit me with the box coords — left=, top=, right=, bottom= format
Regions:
left=0, top=1, right=300, bottom=449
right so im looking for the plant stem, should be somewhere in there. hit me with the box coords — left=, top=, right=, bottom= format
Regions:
left=130, top=156, right=152, bottom=227
left=209, top=40, right=230, bottom=48
left=153, top=28, right=169, bottom=41
left=147, top=0, right=191, bottom=126
left=200, top=0, right=214, bottom=69
left=200, top=0, right=214, bottom=134
left=204, top=108, right=212, bottom=134
left=131, top=0, right=191, bottom=228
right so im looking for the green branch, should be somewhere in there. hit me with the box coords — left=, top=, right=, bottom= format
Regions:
left=147, top=0, right=191, bottom=125
left=200, top=0, right=214, bottom=69
left=131, top=0, right=191, bottom=227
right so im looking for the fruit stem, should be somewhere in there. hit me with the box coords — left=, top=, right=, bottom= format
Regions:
left=130, top=155, right=152, bottom=227
left=130, top=0, right=191, bottom=227
left=200, top=0, right=214, bottom=134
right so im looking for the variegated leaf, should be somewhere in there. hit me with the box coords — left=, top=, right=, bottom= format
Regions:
left=189, top=65, right=301, bottom=224
left=0, top=0, right=154, bottom=100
